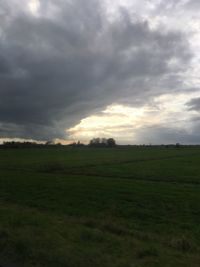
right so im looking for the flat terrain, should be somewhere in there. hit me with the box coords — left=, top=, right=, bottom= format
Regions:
left=0, top=147, right=200, bottom=267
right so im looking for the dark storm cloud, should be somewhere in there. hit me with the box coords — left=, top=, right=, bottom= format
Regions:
left=0, top=0, right=193, bottom=140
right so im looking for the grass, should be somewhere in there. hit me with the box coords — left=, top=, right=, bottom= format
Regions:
left=0, top=147, right=200, bottom=266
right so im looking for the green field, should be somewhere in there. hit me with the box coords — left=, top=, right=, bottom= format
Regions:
left=0, top=147, right=200, bottom=267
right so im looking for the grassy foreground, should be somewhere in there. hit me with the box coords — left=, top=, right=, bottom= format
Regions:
left=0, top=147, right=200, bottom=266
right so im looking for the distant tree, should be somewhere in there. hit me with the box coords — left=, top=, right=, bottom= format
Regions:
left=89, top=137, right=116, bottom=147
left=68, top=141, right=85, bottom=147
left=101, top=138, right=107, bottom=145
left=89, top=139, right=95, bottom=146
left=175, top=143, right=181, bottom=148
left=45, top=140, right=54, bottom=146
left=56, top=142, right=62, bottom=146
left=107, top=138, right=116, bottom=147
left=89, top=138, right=100, bottom=146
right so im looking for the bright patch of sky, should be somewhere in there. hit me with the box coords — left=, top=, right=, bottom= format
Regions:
left=67, top=91, right=200, bottom=144
left=28, top=0, right=40, bottom=15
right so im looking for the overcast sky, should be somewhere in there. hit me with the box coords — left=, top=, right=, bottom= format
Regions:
left=0, top=0, right=200, bottom=144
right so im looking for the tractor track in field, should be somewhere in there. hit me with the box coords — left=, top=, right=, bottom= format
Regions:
left=67, top=170, right=200, bottom=185
left=0, top=151, right=199, bottom=173
left=1, top=152, right=200, bottom=185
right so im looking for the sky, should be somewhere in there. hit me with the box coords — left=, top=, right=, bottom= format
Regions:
left=0, top=0, right=200, bottom=144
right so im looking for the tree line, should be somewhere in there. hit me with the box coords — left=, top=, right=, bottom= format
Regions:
left=0, top=138, right=117, bottom=148
left=89, top=138, right=116, bottom=147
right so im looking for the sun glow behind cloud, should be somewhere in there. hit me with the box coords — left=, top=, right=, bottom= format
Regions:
left=28, top=0, right=40, bottom=15
left=67, top=92, right=200, bottom=144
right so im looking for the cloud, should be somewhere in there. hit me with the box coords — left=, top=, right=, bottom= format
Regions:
left=185, top=0, right=200, bottom=9
left=187, top=97, right=200, bottom=111
left=0, top=0, right=195, bottom=141
left=135, top=125, right=200, bottom=145
left=67, top=92, right=200, bottom=144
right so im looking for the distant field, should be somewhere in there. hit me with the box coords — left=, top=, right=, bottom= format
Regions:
left=0, top=147, right=200, bottom=267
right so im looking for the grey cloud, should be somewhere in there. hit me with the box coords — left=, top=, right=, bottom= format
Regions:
left=0, top=0, right=193, bottom=140
left=185, top=0, right=200, bottom=8
left=187, top=97, right=200, bottom=111
left=135, top=124, right=200, bottom=145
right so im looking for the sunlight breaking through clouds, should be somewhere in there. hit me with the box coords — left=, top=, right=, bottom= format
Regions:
left=0, top=0, right=200, bottom=143
left=67, top=92, right=200, bottom=144
left=28, top=0, right=40, bottom=15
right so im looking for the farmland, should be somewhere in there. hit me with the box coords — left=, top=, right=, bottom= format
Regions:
left=0, top=147, right=200, bottom=267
